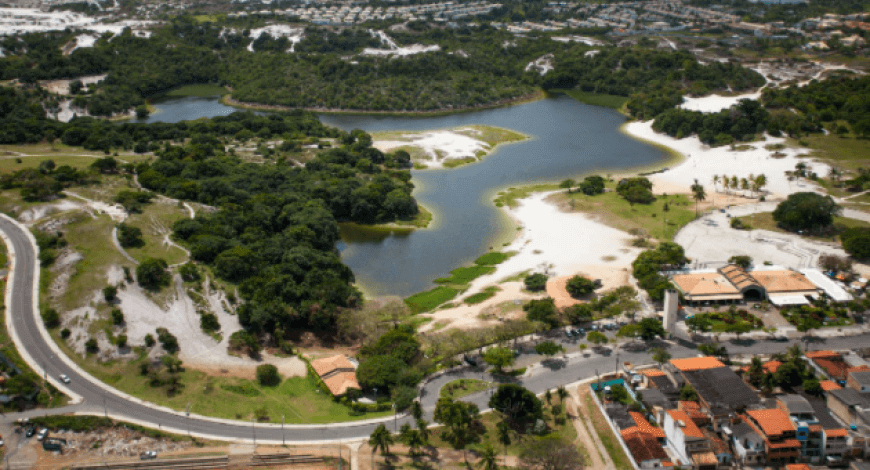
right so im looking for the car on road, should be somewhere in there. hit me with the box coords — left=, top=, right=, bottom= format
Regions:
left=36, top=428, right=48, bottom=441
left=772, top=336, right=789, bottom=342
left=140, top=451, right=158, bottom=460
left=59, top=374, right=70, bottom=384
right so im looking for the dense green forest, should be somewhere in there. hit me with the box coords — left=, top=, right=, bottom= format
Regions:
left=650, top=74, right=870, bottom=145
left=0, top=86, right=417, bottom=336
left=541, top=48, right=766, bottom=119
left=0, top=17, right=768, bottom=114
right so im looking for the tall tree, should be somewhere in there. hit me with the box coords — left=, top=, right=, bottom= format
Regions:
left=368, top=424, right=393, bottom=467
left=691, top=179, right=706, bottom=216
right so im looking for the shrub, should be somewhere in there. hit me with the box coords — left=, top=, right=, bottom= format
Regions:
left=256, top=364, right=280, bottom=386
left=42, top=308, right=60, bottom=328
left=144, top=334, right=156, bottom=347
left=200, top=313, right=220, bottom=332
left=524, top=298, right=558, bottom=326
left=156, top=327, right=179, bottom=354
left=772, top=192, right=840, bottom=233
left=136, top=258, right=170, bottom=291
left=85, top=338, right=99, bottom=353
left=392, top=385, right=417, bottom=411
left=179, top=263, right=201, bottom=282
left=524, top=273, right=548, bottom=292
left=565, top=276, right=595, bottom=298
left=116, top=334, right=127, bottom=348
left=103, top=285, right=117, bottom=302
left=842, top=228, right=870, bottom=259
left=110, top=308, right=124, bottom=325
left=117, top=223, right=145, bottom=248
left=60, top=328, right=71, bottom=339
left=616, top=177, right=655, bottom=204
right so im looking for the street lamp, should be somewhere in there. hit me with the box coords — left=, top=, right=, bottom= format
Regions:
left=392, top=403, right=397, bottom=432
left=281, top=414, right=285, bottom=446
left=252, top=418, right=256, bottom=449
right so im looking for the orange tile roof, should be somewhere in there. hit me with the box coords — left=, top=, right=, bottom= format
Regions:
left=678, top=401, right=707, bottom=422
left=642, top=368, right=666, bottom=377
left=768, top=438, right=801, bottom=449
left=745, top=409, right=796, bottom=437
left=719, top=265, right=762, bottom=292
left=820, top=380, right=842, bottom=391
left=321, top=371, right=361, bottom=396
left=809, top=424, right=823, bottom=433
left=621, top=428, right=669, bottom=462
left=691, top=451, right=718, bottom=466
left=740, top=360, right=782, bottom=375
left=847, top=365, right=870, bottom=374
left=667, top=410, right=705, bottom=439
left=825, top=428, right=848, bottom=438
left=751, top=270, right=818, bottom=293
left=310, top=354, right=355, bottom=377
left=672, top=272, right=740, bottom=296
left=813, top=356, right=850, bottom=381
left=670, top=357, right=726, bottom=372
left=806, top=350, right=839, bottom=359
left=630, top=411, right=665, bottom=438
left=786, top=465, right=812, bottom=470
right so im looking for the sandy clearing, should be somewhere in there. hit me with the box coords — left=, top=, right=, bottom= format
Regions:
left=525, top=54, right=554, bottom=76
left=461, top=191, right=641, bottom=302
left=68, top=33, right=98, bottom=53
left=418, top=281, right=538, bottom=333
left=40, top=74, right=106, bottom=96
left=246, top=24, right=304, bottom=52
left=0, top=9, right=153, bottom=36
left=678, top=90, right=762, bottom=113
left=64, top=191, right=127, bottom=222
left=18, top=199, right=81, bottom=223
left=623, top=120, right=828, bottom=198
left=373, top=130, right=490, bottom=168
left=545, top=266, right=631, bottom=309
left=362, top=44, right=441, bottom=56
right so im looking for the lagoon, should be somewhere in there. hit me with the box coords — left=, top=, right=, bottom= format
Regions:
left=146, top=95, right=669, bottom=297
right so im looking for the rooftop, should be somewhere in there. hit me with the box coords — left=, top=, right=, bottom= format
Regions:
left=630, top=411, right=666, bottom=438
left=683, top=366, right=760, bottom=413
left=777, top=394, right=814, bottom=416
left=745, top=409, right=796, bottom=437
left=672, top=272, right=740, bottom=297
left=850, top=369, right=870, bottom=387
left=667, top=409, right=705, bottom=439
left=751, top=270, right=818, bottom=293
left=820, top=380, right=842, bottom=391
left=622, top=428, right=669, bottom=462
left=670, top=357, right=726, bottom=372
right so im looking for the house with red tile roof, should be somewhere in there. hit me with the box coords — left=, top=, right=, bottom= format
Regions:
left=309, top=354, right=361, bottom=397
left=621, top=427, right=673, bottom=469
left=663, top=409, right=716, bottom=470
left=742, top=409, right=801, bottom=465
left=820, top=380, right=842, bottom=392
left=629, top=411, right=666, bottom=441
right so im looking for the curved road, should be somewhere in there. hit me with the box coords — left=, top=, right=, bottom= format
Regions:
left=2, top=215, right=870, bottom=443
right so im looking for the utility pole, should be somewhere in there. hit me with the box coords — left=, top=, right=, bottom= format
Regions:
left=102, top=395, right=107, bottom=418
left=185, top=403, right=191, bottom=437
left=252, top=418, right=256, bottom=450
left=281, top=415, right=285, bottom=446
left=393, top=404, right=397, bottom=432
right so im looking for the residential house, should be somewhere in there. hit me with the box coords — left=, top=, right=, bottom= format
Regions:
left=742, top=409, right=801, bottom=465
left=622, top=427, right=673, bottom=469
left=666, top=357, right=760, bottom=423
left=726, top=421, right=765, bottom=466
left=664, top=409, right=717, bottom=470
left=309, top=355, right=361, bottom=397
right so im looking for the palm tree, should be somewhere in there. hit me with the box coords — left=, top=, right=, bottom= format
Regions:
left=712, top=174, right=720, bottom=193
left=722, top=176, right=730, bottom=194
left=741, top=177, right=750, bottom=194
left=829, top=167, right=842, bottom=186
left=407, top=430, right=424, bottom=456
left=691, top=179, right=706, bottom=216
left=731, top=175, right=739, bottom=192
left=556, top=386, right=569, bottom=404
left=478, top=443, right=499, bottom=470
left=369, top=424, right=393, bottom=468
left=755, top=173, right=767, bottom=195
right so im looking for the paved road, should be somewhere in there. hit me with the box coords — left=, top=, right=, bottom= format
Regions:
left=3, top=215, right=870, bottom=443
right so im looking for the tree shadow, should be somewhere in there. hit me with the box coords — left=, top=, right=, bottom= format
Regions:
left=542, top=358, right=567, bottom=371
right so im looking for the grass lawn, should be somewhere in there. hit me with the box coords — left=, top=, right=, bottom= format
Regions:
left=493, top=184, right=559, bottom=209
left=551, top=183, right=696, bottom=241
left=583, top=393, right=631, bottom=470
left=474, top=251, right=515, bottom=266
left=405, top=286, right=459, bottom=314
left=123, top=201, right=191, bottom=266
left=555, top=89, right=629, bottom=110
left=793, top=133, right=870, bottom=174
left=435, top=266, right=495, bottom=285
left=464, top=286, right=501, bottom=305
left=733, top=212, right=870, bottom=244
left=438, top=379, right=493, bottom=400
left=65, top=346, right=390, bottom=423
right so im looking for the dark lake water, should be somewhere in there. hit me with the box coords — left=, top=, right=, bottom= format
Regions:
left=145, top=95, right=670, bottom=297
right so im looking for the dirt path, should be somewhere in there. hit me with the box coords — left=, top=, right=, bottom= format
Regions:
left=568, top=387, right=616, bottom=470
left=111, top=226, right=139, bottom=265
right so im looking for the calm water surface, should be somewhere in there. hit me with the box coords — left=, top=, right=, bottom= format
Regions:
left=146, top=96, right=669, bottom=297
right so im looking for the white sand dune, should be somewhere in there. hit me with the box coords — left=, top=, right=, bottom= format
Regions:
left=623, top=120, right=828, bottom=198
left=246, top=24, right=304, bottom=52
left=679, top=91, right=762, bottom=113
left=373, top=129, right=490, bottom=168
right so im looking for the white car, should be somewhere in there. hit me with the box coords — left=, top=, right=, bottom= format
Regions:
left=36, top=428, right=48, bottom=441
left=140, top=451, right=157, bottom=460
left=59, top=374, right=70, bottom=384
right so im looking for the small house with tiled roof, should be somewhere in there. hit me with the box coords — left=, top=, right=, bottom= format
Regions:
left=309, top=355, right=361, bottom=397
left=621, top=427, right=672, bottom=469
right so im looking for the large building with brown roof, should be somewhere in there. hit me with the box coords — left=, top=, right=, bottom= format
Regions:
left=665, top=357, right=760, bottom=418
left=309, top=355, right=361, bottom=397
left=742, top=409, right=801, bottom=465
left=671, top=265, right=821, bottom=305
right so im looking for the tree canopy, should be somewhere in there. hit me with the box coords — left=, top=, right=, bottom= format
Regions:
left=772, top=192, right=841, bottom=233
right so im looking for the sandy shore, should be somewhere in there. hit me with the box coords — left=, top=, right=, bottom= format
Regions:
left=622, top=120, right=828, bottom=198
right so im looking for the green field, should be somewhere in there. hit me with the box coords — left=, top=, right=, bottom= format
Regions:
left=405, top=286, right=459, bottom=314
left=464, top=286, right=501, bottom=305
left=732, top=212, right=870, bottom=244
left=438, top=378, right=493, bottom=400
left=122, top=201, right=191, bottom=266
left=435, top=266, right=496, bottom=285
left=67, top=348, right=390, bottom=423
left=552, top=182, right=696, bottom=241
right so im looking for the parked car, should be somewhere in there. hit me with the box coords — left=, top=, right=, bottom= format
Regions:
left=59, top=374, right=70, bottom=384
left=140, top=451, right=157, bottom=460
left=772, top=336, right=789, bottom=342
left=36, top=428, right=48, bottom=441
left=24, top=427, right=35, bottom=438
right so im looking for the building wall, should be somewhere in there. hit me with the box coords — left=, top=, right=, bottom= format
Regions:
left=663, top=412, right=691, bottom=464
